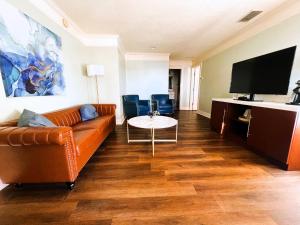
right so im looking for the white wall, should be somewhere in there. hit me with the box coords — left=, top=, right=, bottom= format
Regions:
left=0, top=0, right=92, bottom=123
left=179, top=67, right=192, bottom=110
left=126, top=59, right=169, bottom=100
left=84, top=46, right=126, bottom=123
left=0, top=1, right=128, bottom=125
left=198, top=13, right=300, bottom=115
left=118, top=49, right=126, bottom=122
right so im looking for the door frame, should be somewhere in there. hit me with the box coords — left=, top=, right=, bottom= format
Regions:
left=168, top=69, right=181, bottom=110
left=169, top=60, right=195, bottom=110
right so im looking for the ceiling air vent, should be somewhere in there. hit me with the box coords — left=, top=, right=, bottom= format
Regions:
left=239, top=10, right=263, bottom=22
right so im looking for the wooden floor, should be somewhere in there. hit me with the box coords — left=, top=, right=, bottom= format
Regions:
left=1, top=111, right=300, bottom=225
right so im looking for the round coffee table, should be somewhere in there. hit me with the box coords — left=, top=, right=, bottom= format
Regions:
left=127, top=116, right=178, bottom=157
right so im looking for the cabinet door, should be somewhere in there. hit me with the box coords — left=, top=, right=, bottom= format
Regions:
left=247, top=107, right=296, bottom=163
left=210, top=101, right=228, bottom=134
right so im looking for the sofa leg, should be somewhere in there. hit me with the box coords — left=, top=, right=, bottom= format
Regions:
left=66, top=182, right=75, bottom=190
left=14, top=183, right=23, bottom=189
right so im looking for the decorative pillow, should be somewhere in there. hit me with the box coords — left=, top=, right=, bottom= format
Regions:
left=80, top=104, right=99, bottom=121
left=18, top=109, right=56, bottom=127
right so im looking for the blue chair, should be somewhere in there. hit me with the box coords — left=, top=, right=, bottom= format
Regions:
left=151, top=94, right=174, bottom=115
left=122, top=95, right=151, bottom=118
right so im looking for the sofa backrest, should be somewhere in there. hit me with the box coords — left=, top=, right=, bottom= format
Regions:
left=44, top=106, right=82, bottom=127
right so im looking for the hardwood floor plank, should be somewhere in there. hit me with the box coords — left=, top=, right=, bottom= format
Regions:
left=0, top=202, right=77, bottom=225
left=69, top=195, right=222, bottom=221
left=67, top=180, right=197, bottom=200
left=111, top=212, right=278, bottom=225
left=0, top=111, right=299, bottom=224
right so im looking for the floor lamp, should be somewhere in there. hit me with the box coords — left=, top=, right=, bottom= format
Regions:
left=86, top=64, right=104, bottom=103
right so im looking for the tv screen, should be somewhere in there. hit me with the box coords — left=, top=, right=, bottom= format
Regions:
left=230, top=46, right=296, bottom=95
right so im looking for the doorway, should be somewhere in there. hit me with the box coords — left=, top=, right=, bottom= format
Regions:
left=169, top=69, right=181, bottom=110
left=190, top=66, right=200, bottom=110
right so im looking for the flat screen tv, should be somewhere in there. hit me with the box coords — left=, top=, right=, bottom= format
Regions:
left=229, top=46, right=296, bottom=101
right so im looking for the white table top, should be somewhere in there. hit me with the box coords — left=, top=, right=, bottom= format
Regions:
left=213, top=98, right=300, bottom=112
left=128, top=116, right=178, bottom=129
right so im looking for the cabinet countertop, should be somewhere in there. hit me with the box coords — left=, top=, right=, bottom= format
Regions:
left=212, top=98, right=300, bottom=112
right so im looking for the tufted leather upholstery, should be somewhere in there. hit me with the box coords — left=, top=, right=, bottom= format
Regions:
left=44, top=106, right=82, bottom=127
left=0, top=104, right=116, bottom=184
left=93, top=104, right=117, bottom=117
left=0, top=126, right=72, bottom=146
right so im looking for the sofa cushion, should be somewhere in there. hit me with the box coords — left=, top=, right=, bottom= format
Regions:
left=73, top=129, right=99, bottom=156
left=18, top=109, right=56, bottom=127
left=72, top=115, right=113, bottom=133
left=80, top=104, right=98, bottom=121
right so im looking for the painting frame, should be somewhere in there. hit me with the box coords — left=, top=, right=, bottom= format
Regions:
left=0, top=1, right=65, bottom=98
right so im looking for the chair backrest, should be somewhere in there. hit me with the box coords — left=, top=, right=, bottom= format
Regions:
left=122, top=95, right=139, bottom=103
left=151, top=94, right=169, bottom=104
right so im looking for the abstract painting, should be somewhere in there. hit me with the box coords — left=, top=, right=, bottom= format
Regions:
left=0, top=1, right=65, bottom=97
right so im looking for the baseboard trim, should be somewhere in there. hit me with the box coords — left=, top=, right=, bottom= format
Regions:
left=180, top=107, right=190, bottom=110
left=116, top=116, right=125, bottom=125
left=197, top=110, right=211, bottom=118
left=0, top=184, right=8, bottom=191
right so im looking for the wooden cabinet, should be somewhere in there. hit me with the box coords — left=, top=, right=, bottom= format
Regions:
left=210, top=100, right=300, bottom=170
left=210, top=101, right=227, bottom=134
left=247, top=107, right=296, bottom=164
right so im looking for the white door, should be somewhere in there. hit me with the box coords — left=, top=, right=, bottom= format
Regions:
left=189, top=66, right=200, bottom=110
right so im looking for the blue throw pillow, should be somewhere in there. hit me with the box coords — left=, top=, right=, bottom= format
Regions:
left=18, top=109, right=56, bottom=127
left=80, top=104, right=99, bottom=121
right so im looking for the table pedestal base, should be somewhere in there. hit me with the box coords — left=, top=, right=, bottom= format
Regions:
left=127, top=124, right=178, bottom=157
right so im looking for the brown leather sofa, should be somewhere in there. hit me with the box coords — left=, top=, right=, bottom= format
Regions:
left=0, top=104, right=116, bottom=189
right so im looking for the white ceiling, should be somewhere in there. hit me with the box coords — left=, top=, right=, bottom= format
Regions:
left=51, top=0, right=288, bottom=60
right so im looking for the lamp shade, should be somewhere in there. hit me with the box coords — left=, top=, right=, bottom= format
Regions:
left=87, top=64, right=104, bottom=77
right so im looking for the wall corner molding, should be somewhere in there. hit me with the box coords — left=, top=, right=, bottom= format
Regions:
left=29, top=0, right=121, bottom=48
left=116, top=115, right=125, bottom=125
left=169, top=60, right=192, bottom=69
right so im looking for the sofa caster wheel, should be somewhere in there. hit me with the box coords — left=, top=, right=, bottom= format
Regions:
left=14, top=183, right=23, bottom=189
left=66, top=182, right=75, bottom=190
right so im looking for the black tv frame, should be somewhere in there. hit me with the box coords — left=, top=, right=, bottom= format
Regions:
left=230, top=46, right=296, bottom=101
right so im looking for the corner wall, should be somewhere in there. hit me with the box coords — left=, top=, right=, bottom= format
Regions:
left=84, top=47, right=126, bottom=124
left=0, top=0, right=126, bottom=124
left=198, top=13, right=300, bottom=115
left=0, top=0, right=92, bottom=122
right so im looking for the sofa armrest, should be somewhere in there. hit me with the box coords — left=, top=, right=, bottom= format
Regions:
left=0, top=126, right=73, bottom=147
left=0, top=126, right=79, bottom=183
left=93, top=104, right=116, bottom=116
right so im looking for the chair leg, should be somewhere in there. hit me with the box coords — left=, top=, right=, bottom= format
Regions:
left=66, top=182, right=75, bottom=190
